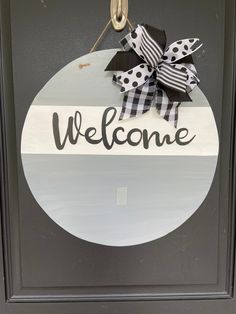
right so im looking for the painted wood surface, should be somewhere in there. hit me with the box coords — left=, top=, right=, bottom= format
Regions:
left=21, top=49, right=219, bottom=246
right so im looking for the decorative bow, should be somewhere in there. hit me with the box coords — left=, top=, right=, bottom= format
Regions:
left=105, top=24, right=202, bottom=127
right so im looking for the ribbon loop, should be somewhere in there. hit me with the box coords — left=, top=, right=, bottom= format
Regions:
left=120, top=25, right=164, bottom=67
left=117, top=63, right=154, bottom=93
left=163, top=38, right=203, bottom=64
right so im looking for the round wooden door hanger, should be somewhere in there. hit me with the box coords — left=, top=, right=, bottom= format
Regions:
left=21, top=49, right=219, bottom=246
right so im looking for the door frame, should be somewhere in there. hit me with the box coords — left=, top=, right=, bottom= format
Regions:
left=0, top=0, right=235, bottom=313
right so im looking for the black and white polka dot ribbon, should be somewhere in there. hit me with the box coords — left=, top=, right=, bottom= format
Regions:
left=105, top=24, right=202, bottom=127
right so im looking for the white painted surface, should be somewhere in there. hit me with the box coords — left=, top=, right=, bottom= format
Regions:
left=21, top=106, right=218, bottom=156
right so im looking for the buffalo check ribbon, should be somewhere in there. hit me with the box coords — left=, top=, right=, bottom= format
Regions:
left=105, top=24, right=202, bottom=127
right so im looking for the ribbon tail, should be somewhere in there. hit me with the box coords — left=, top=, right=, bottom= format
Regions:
left=183, top=63, right=200, bottom=93
left=119, top=78, right=156, bottom=120
left=155, top=87, right=180, bottom=128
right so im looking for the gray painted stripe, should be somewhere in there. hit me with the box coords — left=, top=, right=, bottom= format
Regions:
left=32, top=49, right=208, bottom=108
left=21, top=154, right=217, bottom=246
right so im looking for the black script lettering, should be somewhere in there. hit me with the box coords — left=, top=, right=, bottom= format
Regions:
left=101, top=107, right=117, bottom=150
left=127, top=129, right=143, bottom=146
left=53, top=111, right=83, bottom=150
left=175, top=128, right=196, bottom=146
left=143, top=130, right=175, bottom=149
left=84, top=127, right=102, bottom=145
left=113, top=127, right=127, bottom=145
left=52, top=107, right=196, bottom=151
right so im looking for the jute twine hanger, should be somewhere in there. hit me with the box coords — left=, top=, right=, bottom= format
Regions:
left=89, top=17, right=134, bottom=53
left=90, top=0, right=133, bottom=53
left=79, top=0, right=133, bottom=69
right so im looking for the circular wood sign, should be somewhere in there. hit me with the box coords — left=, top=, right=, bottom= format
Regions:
left=21, top=49, right=219, bottom=246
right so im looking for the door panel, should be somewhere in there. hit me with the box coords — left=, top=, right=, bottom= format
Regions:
left=0, top=0, right=235, bottom=313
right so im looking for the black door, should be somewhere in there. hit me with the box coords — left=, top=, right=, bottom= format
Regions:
left=0, top=0, right=236, bottom=313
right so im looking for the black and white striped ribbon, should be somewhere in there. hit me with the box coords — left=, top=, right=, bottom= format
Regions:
left=157, top=62, right=187, bottom=93
left=140, top=25, right=163, bottom=68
